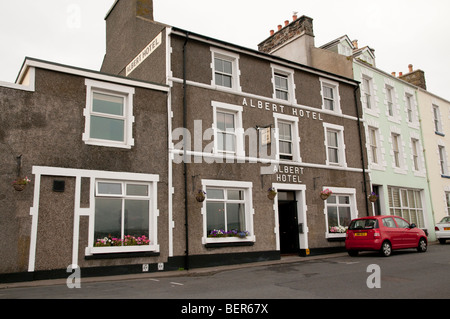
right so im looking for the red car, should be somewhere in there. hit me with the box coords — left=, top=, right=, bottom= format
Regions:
left=345, top=215, right=428, bottom=257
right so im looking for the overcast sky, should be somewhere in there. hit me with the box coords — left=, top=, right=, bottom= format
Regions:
left=1, top=0, right=449, bottom=100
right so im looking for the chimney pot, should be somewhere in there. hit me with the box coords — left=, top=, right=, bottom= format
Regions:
left=399, top=72, right=403, bottom=77
left=277, top=24, right=282, bottom=31
left=285, top=20, right=289, bottom=26
left=293, top=14, right=298, bottom=21
left=352, top=40, right=358, bottom=49
left=408, top=64, right=413, bottom=73
left=391, top=72, right=396, bottom=77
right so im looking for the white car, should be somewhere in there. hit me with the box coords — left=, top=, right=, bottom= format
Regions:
left=435, top=216, right=450, bottom=244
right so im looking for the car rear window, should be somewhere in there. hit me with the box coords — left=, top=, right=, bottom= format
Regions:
left=349, top=219, right=378, bottom=230
left=440, top=216, right=450, bottom=223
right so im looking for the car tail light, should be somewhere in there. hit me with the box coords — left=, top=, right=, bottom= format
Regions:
left=373, top=230, right=381, bottom=237
left=435, top=226, right=439, bottom=231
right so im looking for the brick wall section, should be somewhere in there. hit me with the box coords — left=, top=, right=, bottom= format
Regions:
left=399, top=70, right=427, bottom=90
left=258, top=16, right=314, bottom=54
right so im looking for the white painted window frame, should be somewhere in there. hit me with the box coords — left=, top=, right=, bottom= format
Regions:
left=323, top=122, right=347, bottom=167
left=323, top=187, right=358, bottom=239
left=273, top=113, right=301, bottom=162
left=201, top=179, right=255, bottom=245
left=271, top=64, right=297, bottom=104
left=210, top=48, right=242, bottom=92
left=211, top=101, right=244, bottom=157
left=83, top=79, right=135, bottom=149
left=320, top=77, right=341, bottom=114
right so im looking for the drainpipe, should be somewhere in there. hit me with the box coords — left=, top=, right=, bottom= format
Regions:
left=354, top=85, right=370, bottom=216
left=183, top=32, right=190, bottom=270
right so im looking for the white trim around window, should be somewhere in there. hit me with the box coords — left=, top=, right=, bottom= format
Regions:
left=83, top=79, right=135, bottom=149
left=273, top=113, right=301, bottom=162
left=320, top=78, right=341, bottom=114
left=271, top=64, right=297, bottom=104
left=212, top=101, right=244, bottom=157
left=323, top=187, right=358, bottom=239
left=323, top=123, right=347, bottom=167
left=201, top=179, right=255, bottom=245
left=89, top=179, right=160, bottom=255
left=210, top=48, right=242, bottom=92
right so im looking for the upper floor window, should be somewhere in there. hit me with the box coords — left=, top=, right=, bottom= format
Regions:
left=275, top=73, right=289, bottom=100
left=411, top=138, right=421, bottom=171
left=391, top=133, right=402, bottom=168
left=368, top=127, right=379, bottom=165
left=274, top=113, right=301, bottom=162
left=271, top=65, right=296, bottom=104
left=324, top=123, right=346, bottom=167
left=212, top=101, right=244, bottom=157
left=211, top=48, right=241, bottom=92
left=320, top=78, right=341, bottom=113
left=362, top=77, right=374, bottom=110
left=385, top=85, right=394, bottom=117
left=433, top=104, right=443, bottom=134
left=83, top=79, right=135, bottom=149
left=406, top=94, right=414, bottom=123
left=439, top=145, right=449, bottom=176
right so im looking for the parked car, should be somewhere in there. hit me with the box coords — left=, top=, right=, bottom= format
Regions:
left=435, top=216, right=450, bottom=244
left=345, top=215, right=428, bottom=257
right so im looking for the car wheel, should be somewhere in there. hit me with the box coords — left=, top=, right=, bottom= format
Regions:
left=417, top=238, right=427, bottom=252
left=380, top=241, right=392, bottom=257
left=347, top=250, right=358, bottom=257
left=438, top=238, right=446, bottom=244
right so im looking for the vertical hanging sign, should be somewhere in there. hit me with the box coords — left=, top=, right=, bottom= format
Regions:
left=126, top=32, right=162, bottom=76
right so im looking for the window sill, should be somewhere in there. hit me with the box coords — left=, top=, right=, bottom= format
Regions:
left=205, top=241, right=255, bottom=248
left=83, top=139, right=132, bottom=149
left=85, top=251, right=160, bottom=260
left=326, top=234, right=346, bottom=242
left=85, top=245, right=159, bottom=257
left=441, top=174, right=450, bottom=179
left=435, top=131, right=445, bottom=137
left=203, top=236, right=255, bottom=248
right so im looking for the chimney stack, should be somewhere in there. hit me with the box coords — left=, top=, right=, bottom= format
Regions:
left=399, top=64, right=427, bottom=90
left=136, top=0, right=154, bottom=20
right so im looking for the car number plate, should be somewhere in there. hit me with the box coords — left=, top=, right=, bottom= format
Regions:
left=444, top=227, right=450, bottom=231
left=355, top=232, right=367, bottom=237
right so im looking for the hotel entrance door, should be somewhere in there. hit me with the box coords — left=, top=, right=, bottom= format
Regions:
left=278, top=191, right=300, bottom=254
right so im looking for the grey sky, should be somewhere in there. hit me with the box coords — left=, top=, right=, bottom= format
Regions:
left=1, top=0, right=449, bottom=100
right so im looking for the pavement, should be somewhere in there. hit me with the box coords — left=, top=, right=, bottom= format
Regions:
left=0, top=252, right=348, bottom=290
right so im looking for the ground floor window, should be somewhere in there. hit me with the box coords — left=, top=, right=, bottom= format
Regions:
left=201, top=180, right=254, bottom=244
left=446, top=192, right=450, bottom=215
left=91, top=179, right=159, bottom=254
left=388, top=186, right=425, bottom=228
left=324, top=187, right=357, bottom=238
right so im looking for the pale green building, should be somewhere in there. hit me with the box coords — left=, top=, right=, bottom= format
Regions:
left=320, top=36, right=435, bottom=239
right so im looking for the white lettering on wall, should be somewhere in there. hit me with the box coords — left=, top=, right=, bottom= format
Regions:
left=126, top=33, right=162, bottom=76
left=242, top=98, right=323, bottom=121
